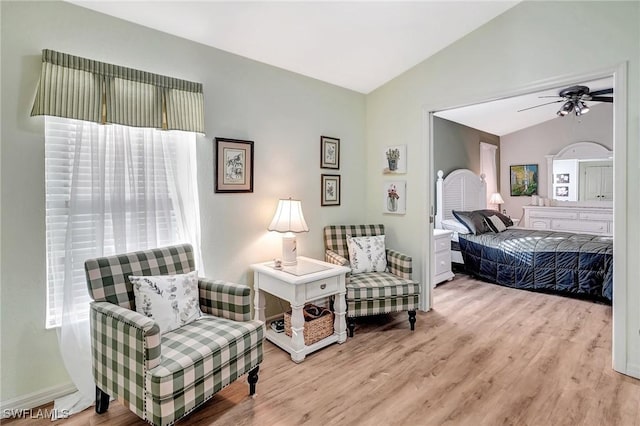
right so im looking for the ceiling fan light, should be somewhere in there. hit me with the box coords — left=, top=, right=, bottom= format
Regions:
left=575, top=102, right=583, bottom=115
left=579, top=102, right=590, bottom=114
left=557, top=101, right=573, bottom=117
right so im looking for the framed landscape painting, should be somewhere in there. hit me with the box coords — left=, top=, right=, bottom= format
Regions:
left=510, top=164, right=538, bottom=196
left=215, top=138, right=254, bottom=193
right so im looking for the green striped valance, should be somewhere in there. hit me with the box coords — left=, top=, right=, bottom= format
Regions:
left=31, top=49, right=205, bottom=133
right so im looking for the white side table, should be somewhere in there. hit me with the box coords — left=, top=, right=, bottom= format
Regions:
left=433, top=229, right=454, bottom=287
left=251, top=256, right=350, bottom=363
left=511, top=218, right=520, bottom=227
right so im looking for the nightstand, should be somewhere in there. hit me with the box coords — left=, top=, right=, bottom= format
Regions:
left=251, top=257, right=350, bottom=363
left=433, top=229, right=454, bottom=287
left=511, top=218, right=520, bottom=226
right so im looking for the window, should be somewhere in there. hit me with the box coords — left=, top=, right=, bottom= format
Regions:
left=45, top=117, right=200, bottom=328
left=480, top=142, right=498, bottom=206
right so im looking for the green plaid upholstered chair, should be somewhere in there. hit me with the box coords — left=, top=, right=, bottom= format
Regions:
left=323, top=225, right=420, bottom=336
left=85, top=244, right=264, bottom=426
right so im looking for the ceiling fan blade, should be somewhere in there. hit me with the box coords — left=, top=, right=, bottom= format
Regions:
left=517, top=99, right=564, bottom=112
left=537, top=95, right=563, bottom=98
left=590, top=96, right=614, bottom=102
left=590, top=88, right=613, bottom=96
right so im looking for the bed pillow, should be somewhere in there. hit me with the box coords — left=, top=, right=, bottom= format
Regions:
left=130, top=271, right=202, bottom=334
left=476, top=209, right=514, bottom=227
left=452, top=210, right=493, bottom=235
left=441, top=219, right=471, bottom=234
left=486, top=215, right=507, bottom=233
left=346, top=234, right=387, bottom=274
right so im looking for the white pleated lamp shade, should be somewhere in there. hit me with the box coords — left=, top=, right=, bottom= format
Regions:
left=268, top=198, right=309, bottom=233
left=489, top=192, right=505, bottom=205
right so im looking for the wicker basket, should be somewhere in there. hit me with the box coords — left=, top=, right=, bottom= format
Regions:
left=284, top=304, right=334, bottom=346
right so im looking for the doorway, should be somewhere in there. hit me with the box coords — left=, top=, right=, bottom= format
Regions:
left=424, top=65, right=628, bottom=375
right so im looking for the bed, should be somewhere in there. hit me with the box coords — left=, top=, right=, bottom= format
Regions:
left=435, top=169, right=613, bottom=302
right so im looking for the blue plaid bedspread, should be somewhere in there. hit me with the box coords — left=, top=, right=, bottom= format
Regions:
left=459, top=229, right=612, bottom=302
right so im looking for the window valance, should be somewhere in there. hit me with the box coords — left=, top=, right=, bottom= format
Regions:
left=31, top=49, right=205, bottom=133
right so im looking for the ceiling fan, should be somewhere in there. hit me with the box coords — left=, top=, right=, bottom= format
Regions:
left=518, top=85, right=614, bottom=117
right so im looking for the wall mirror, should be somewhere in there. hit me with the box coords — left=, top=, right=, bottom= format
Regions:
left=545, top=141, right=613, bottom=204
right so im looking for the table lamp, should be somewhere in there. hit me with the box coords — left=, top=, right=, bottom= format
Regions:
left=489, top=192, right=505, bottom=212
left=268, top=198, right=309, bottom=265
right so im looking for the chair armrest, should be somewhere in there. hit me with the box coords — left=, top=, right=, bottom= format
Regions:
left=198, top=278, right=251, bottom=321
left=325, top=250, right=349, bottom=267
left=325, top=250, right=351, bottom=282
left=90, top=301, right=162, bottom=374
left=386, top=248, right=412, bottom=279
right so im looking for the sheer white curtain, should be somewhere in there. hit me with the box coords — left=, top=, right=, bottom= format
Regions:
left=480, top=142, right=499, bottom=209
left=45, top=117, right=202, bottom=415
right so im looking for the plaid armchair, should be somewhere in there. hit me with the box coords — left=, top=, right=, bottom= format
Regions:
left=323, top=225, right=420, bottom=336
left=85, top=244, right=264, bottom=426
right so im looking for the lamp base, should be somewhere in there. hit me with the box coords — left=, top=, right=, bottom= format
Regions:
left=281, top=234, right=298, bottom=265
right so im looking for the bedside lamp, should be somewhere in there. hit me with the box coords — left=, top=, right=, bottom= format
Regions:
left=268, top=198, right=309, bottom=266
left=489, top=192, right=505, bottom=212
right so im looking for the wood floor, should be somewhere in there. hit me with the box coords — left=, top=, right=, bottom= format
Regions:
left=6, top=274, right=639, bottom=426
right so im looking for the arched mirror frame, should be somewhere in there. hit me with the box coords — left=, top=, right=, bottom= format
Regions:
left=545, top=141, right=613, bottom=206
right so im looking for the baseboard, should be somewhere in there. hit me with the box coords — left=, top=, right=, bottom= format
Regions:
left=0, top=383, right=76, bottom=417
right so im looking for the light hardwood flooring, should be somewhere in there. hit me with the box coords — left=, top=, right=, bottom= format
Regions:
left=5, top=274, right=639, bottom=426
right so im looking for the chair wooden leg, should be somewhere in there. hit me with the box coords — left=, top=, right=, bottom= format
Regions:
left=347, top=317, right=356, bottom=337
left=95, top=386, right=110, bottom=414
left=408, top=310, right=417, bottom=331
left=248, top=366, right=259, bottom=396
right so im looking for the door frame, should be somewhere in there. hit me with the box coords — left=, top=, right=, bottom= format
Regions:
left=422, top=63, right=628, bottom=375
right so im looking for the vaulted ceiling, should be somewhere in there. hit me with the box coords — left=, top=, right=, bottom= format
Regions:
left=68, top=1, right=614, bottom=135
left=68, top=1, right=518, bottom=94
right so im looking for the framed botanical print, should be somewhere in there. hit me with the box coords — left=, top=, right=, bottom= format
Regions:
left=383, top=144, right=407, bottom=174
left=383, top=180, right=406, bottom=214
left=320, top=136, right=340, bottom=169
left=215, top=138, right=254, bottom=193
left=321, top=174, right=340, bottom=206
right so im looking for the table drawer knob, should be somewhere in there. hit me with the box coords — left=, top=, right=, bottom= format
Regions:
left=320, top=283, right=327, bottom=289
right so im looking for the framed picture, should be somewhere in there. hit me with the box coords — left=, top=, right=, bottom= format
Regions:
left=383, top=144, right=407, bottom=174
left=556, top=186, right=569, bottom=197
left=510, top=164, right=538, bottom=196
left=320, top=136, right=340, bottom=169
left=556, top=173, right=570, bottom=184
left=321, top=174, right=340, bottom=206
left=383, top=180, right=406, bottom=214
left=215, top=138, right=254, bottom=193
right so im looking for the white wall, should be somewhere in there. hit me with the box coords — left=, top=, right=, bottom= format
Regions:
left=365, top=1, right=639, bottom=376
left=0, top=1, right=366, bottom=403
left=501, top=103, right=613, bottom=222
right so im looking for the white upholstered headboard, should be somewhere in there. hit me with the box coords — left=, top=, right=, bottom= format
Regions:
left=435, top=169, right=487, bottom=228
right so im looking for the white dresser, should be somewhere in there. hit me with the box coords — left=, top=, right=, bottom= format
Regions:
left=522, top=205, right=613, bottom=235
left=433, top=229, right=454, bottom=287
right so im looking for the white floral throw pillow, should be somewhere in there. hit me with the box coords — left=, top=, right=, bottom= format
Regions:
left=130, top=271, right=202, bottom=334
left=346, top=235, right=387, bottom=274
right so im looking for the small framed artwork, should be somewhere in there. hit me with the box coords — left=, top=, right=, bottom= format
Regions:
left=321, top=174, right=341, bottom=206
left=555, top=186, right=569, bottom=197
left=556, top=173, right=570, bottom=184
left=510, top=164, right=538, bottom=196
left=383, top=180, right=406, bottom=214
left=214, top=138, right=254, bottom=193
left=320, top=136, right=340, bottom=169
left=383, top=145, right=407, bottom=174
